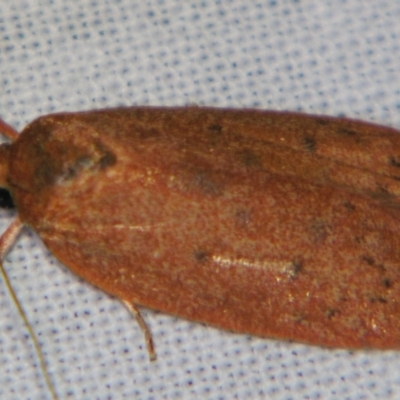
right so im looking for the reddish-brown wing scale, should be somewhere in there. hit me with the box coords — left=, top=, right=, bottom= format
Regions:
left=2, top=107, right=400, bottom=349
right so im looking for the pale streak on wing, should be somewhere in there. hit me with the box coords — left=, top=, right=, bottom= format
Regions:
left=106, top=223, right=166, bottom=232
left=39, top=221, right=167, bottom=240
left=212, top=254, right=298, bottom=280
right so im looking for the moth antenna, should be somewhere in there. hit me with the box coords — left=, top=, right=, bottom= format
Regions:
left=0, top=218, right=59, bottom=400
left=122, top=300, right=157, bottom=361
left=0, top=119, right=19, bottom=141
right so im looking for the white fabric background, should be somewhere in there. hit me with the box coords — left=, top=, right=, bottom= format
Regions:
left=1, top=1, right=400, bottom=399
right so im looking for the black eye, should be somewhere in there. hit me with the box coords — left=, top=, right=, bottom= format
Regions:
left=0, top=188, right=15, bottom=209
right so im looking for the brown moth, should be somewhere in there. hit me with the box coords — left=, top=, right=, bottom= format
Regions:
left=1, top=106, right=400, bottom=362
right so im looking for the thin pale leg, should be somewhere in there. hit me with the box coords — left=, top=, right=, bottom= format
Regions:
left=0, top=218, right=59, bottom=400
left=122, top=300, right=157, bottom=361
left=0, top=217, right=24, bottom=257
left=0, top=119, right=19, bottom=141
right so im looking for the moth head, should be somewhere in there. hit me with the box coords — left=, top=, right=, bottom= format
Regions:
left=0, top=142, right=15, bottom=209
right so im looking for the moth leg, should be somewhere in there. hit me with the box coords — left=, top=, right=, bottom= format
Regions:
left=122, top=300, right=157, bottom=361
left=0, top=217, right=59, bottom=399
left=0, top=119, right=19, bottom=141
left=0, top=216, right=24, bottom=258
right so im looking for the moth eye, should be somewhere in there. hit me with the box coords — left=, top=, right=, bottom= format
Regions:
left=0, top=187, right=15, bottom=209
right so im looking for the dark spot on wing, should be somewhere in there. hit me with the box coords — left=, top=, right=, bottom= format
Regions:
left=361, top=255, right=386, bottom=273
left=194, top=249, right=210, bottom=263
left=382, top=278, right=392, bottom=288
left=325, top=309, right=340, bottom=319
left=62, top=156, right=93, bottom=181
left=388, top=156, right=400, bottom=168
left=237, top=149, right=262, bottom=167
left=302, top=137, right=316, bottom=152
left=361, top=255, right=375, bottom=266
left=315, top=119, right=330, bottom=126
left=205, top=124, right=225, bottom=147
left=207, top=124, right=223, bottom=133
left=337, top=128, right=357, bottom=136
left=58, top=140, right=117, bottom=184
left=285, top=257, right=303, bottom=280
left=343, top=200, right=356, bottom=211
left=99, top=150, right=117, bottom=169
left=369, top=296, right=388, bottom=304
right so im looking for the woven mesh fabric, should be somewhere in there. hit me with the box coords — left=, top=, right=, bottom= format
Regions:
left=1, top=1, right=400, bottom=399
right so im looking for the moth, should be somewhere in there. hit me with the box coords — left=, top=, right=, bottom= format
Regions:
left=1, top=107, right=400, bottom=396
